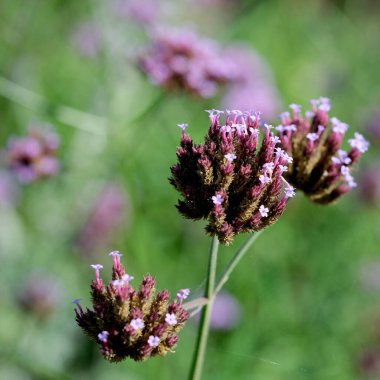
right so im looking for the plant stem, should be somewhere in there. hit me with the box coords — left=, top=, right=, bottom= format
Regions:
left=0, top=76, right=107, bottom=135
left=182, top=297, right=209, bottom=311
left=214, top=231, right=261, bottom=295
left=189, top=236, right=219, bottom=380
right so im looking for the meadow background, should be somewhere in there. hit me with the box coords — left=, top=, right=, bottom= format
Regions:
left=0, top=0, right=380, bottom=379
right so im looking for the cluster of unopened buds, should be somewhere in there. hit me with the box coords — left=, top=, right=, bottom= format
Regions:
left=4, top=126, right=60, bottom=183
left=170, top=109, right=295, bottom=244
left=73, top=251, right=190, bottom=362
left=275, top=97, right=369, bottom=204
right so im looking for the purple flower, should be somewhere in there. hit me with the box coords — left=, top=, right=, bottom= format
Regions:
left=5, top=126, right=60, bottom=183
left=170, top=109, right=293, bottom=244
left=177, top=288, right=190, bottom=301
left=221, top=47, right=282, bottom=120
left=259, top=205, right=269, bottom=217
left=71, top=23, right=100, bottom=58
left=284, top=185, right=296, bottom=198
left=75, top=184, right=128, bottom=255
left=165, top=313, right=177, bottom=326
left=74, top=251, right=189, bottom=362
left=98, top=331, right=109, bottom=343
left=177, top=123, right=188, bottom=132
left=137, top=27, right=239, bottom=98
left=306, top=133, right=319, bottom=142
left=359, top=347, right=380, bottom=377
left=289, top=104, right=302, bottom=114
left=112, top=0, right=159, bottom=24
left=358, top=261, right=380, bottom=291
left=122, top=274, right=134, bottom=282
left=130, top=318, right=145, bottom=330
left=259, top=174, right=271, bottom=185
left=348, top=132, right=369, bottom=153
left=357, top=164, right=380, bottom=205
left=17, top=272, right=62, bottom=319
left=331, top=149, right=352, bottom=165
left=148, top=336, right=160, bottom=348
left=276, top=97, right=369, bottom=204
left=224, top=153, right=237, bottom=162
left=366, top=109, right=380, bottom=145
left=331, top=117, right=349, bottom=134
left=193, top=291, right=241, bottom=331
left=262, top=162, right=275, bottom=172
left=212, top=194, right=223, bottom=205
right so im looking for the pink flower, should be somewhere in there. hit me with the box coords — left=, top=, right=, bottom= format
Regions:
left=5, top=126, right=60, bottom=183
left=222, top=47, right=282, bottom=120
left=76, top=184, right=129, bottom=255
left=138, top=27, right=239, bottom=98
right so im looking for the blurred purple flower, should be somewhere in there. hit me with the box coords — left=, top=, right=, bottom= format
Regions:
left=357, top=164, right=380, bottom=205
left=190, top=0, right=234, bottom=6
left=17, top=272, right=62, bottom=318
left=113, top=0, right=159, bottom=24
left=193, top=291, right=241, bottom=330
left=138, top=27, right=240, bottom=98
left=359, top=261, right=380, bottom=292
left=0, top=170, right=18, bottom=207
left=366, top=109, right=380, bottom=145
left=76, top=184, right=129, bottom=255
left=5, top=126, right=60, bottom=183
left=222, top=47, right=282, bottom=120
left=72, top=23, right=101, bottom=58
left=359, top=346, right=380, bottom=377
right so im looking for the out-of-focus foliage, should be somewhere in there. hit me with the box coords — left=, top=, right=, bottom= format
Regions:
left=0, top=0, right=379, bottom=379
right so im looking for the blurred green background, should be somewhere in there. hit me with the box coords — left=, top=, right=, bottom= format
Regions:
left=1, top=0, right=380, bottom=379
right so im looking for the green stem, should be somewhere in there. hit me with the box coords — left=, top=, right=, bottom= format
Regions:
left=214, top=231, right=262, bottom=295
left=189, top=236, right=219, bottom=380
left=0, top=76, right=107, bottom=135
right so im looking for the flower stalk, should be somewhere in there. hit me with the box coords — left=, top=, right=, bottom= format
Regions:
left=214, top=232, right=261, bottom=295
left=189, top=236, right=219, bottom=380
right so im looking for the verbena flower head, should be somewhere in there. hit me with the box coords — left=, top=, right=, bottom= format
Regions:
left=74, top=251, right=189, bottom=362
left=5, top=126, right=60, bottom=183
left=137, top=27, right=239, bottom=98
left=275, top=97, right=369, bottom=204
left=170, top=110, right=295, bottom=244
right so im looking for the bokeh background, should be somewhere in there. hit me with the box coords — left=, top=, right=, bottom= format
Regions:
left=1, top=0, right=380, bottom=379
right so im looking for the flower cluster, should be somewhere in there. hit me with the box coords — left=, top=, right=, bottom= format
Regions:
left=275, top=98, right=369, bottom=204
left=73, top=251, right=189, bottom=362
left=4, top=126, right=60, bottom=183
left=137, top=28, right=239, bottom=98
left=170, top=110, right=295, bottom=245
